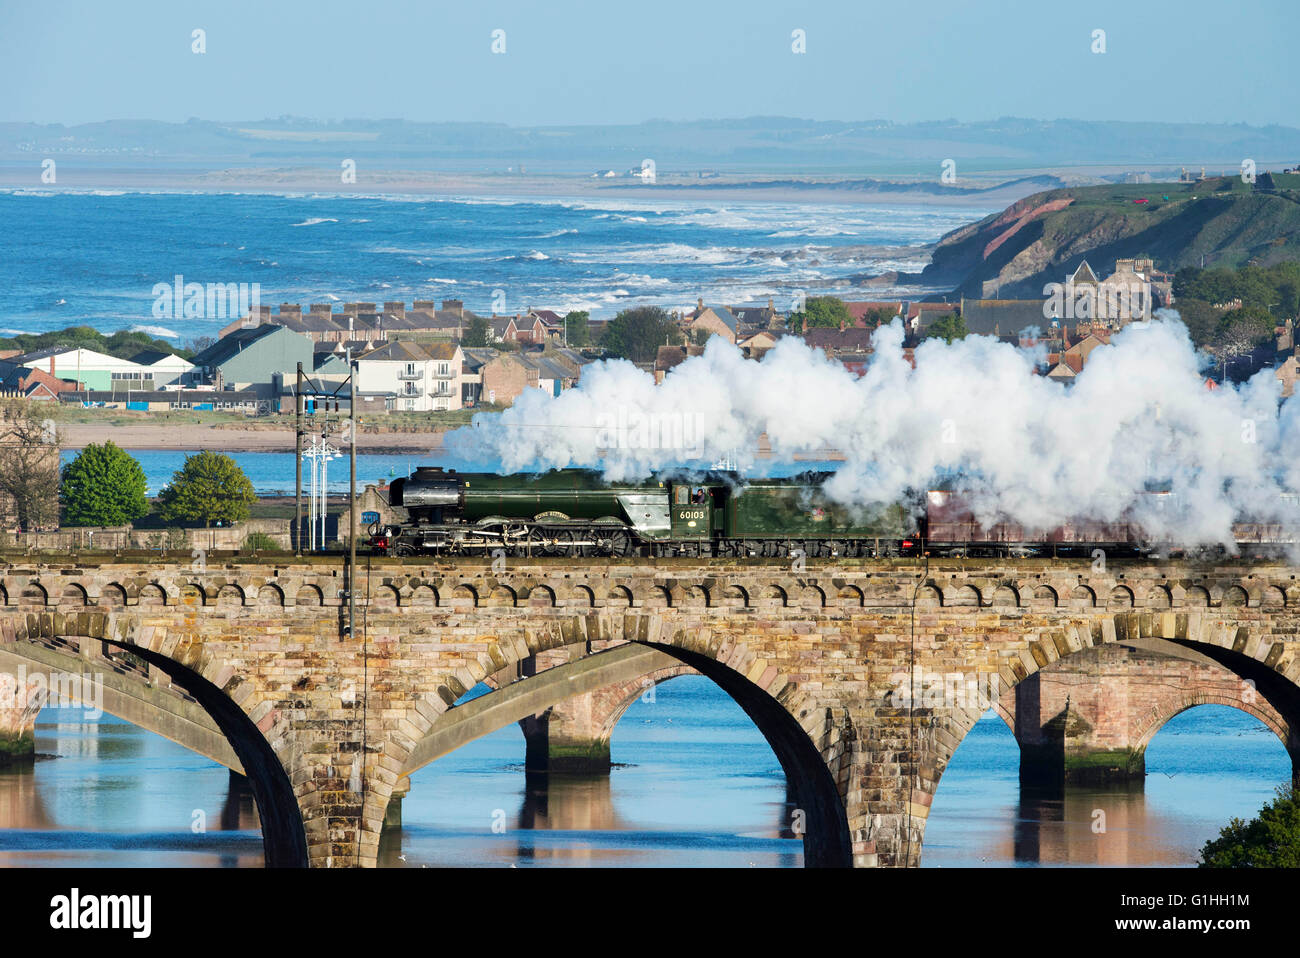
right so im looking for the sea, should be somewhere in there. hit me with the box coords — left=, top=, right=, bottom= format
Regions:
left=1, top=188, right=982, bottom=337
left=2, top=189, right=1288, bottom=867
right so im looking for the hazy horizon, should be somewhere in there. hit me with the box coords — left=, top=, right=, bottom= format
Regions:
left=3, top=0, right=1297, bottom=127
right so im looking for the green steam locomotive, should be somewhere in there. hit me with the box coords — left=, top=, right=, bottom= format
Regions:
left=368, top=466, right=914, bottom=558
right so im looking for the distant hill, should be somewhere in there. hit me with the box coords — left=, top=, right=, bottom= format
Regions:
left=3, top=116, right=1300, bottom=176
left=919, top=175, right=1300, bottom=298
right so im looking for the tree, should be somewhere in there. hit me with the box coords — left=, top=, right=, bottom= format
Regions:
left=602, top=306, right=682, bottom=364
left=60, top=441, right=149, bottom=526
left=924, top=313, right=969, bottom=344
left=462, top=315, right=492, bottom=348
left=1200, top=785, right=1300, bottom=867
left=0, top=401, right=61, bottom=533
left=563, top=310, right=591, bottom=347
left=156, top=450, right=257, bottom=527
left=788, top=296, right=851, bottom=331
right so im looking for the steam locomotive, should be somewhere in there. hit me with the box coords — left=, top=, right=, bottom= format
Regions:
left=367, top=466, right=1299, bottom=559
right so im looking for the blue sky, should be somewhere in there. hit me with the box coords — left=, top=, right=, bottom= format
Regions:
left=2, top=0, right=1296, bottom=127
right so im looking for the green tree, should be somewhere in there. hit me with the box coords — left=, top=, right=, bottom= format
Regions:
left=156, top=451, right=257, bottom=527
left=924, top=313, right=969, bottom=344
left=60, top=441, right=149, bottom=526
left=1213, top=306, right=1276, bottom=359
left=602, top=306, right=683, bottom=364
left=1200, top=785, right=1300, bottom=867
left=788, top=296, right=851, bottom=330
left=563, top=310, right=591, bottom=347
left=462, top=315, right=492, bottom=348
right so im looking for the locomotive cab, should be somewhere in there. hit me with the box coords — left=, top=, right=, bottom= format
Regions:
left=669, top=483, right=723, bottom=540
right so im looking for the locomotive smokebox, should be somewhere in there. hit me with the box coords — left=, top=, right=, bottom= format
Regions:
left=390, top=468, right=462, bottom=510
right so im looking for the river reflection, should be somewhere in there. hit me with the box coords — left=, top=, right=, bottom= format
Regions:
left=0, top=690, right=1289, bottom=868
left=923, top=705, right=1291, bottom=867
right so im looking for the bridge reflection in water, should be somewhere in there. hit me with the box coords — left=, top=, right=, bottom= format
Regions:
left=922, top=705, right=1291, bottom=867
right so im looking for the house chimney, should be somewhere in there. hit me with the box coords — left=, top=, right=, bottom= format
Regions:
left=697, top=297, right=704, bottom=311
left=384, top=301, right=405, bottom=318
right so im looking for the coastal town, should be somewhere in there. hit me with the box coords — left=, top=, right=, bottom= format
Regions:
left=2, top=257, right=1296, bottom=420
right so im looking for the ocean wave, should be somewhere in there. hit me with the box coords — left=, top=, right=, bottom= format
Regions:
left=129, top=324, right=180, bottom=339
left=292, top=217, right=338, bottom=227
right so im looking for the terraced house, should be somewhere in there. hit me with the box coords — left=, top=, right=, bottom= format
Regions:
left=355, top=340, right=464, bottom=411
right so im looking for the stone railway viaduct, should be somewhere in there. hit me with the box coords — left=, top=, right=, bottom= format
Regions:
left=0, top=555, right=1296, bottom=868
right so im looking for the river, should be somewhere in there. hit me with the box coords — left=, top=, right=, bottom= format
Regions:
left=0, top=679, right=1286, bottom=867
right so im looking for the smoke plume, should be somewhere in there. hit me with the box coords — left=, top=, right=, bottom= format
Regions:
left=445, top=313, right=1298, bottom=546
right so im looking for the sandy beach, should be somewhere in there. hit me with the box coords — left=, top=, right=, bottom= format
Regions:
left=60, top=422, right=450, bottom=454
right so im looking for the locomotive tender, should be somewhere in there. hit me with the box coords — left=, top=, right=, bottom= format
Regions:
left=369, top=466, right=1299, bottom=559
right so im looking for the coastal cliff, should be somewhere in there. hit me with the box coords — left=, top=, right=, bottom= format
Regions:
left=919, top=174, right=1300, bottom=299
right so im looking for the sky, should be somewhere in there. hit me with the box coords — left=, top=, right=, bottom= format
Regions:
left=1, top=0, right=1297, bottom=128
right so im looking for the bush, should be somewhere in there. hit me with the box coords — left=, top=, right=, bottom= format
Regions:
left=1199, top=785, right=1300, bottom=867
left=242, top=531, right=278, bottom=552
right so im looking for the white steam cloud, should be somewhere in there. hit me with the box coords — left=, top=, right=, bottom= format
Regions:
left=446, top=313, right=1299, bottom=546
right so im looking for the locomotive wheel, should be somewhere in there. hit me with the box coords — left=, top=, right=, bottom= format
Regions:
left=607, top=530, right=632, bottom=557
left=394, top=542, right=418, bottom=557
left=550, top=529, right=578, bottom=557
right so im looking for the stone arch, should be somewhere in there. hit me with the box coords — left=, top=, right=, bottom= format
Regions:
left=1107, top=585, right=1134, bottom=609
left=1183, top=585, right=1210, bottom=607
left=604, top=586, right=632, bottom=609
left=408, top=584, right=438, bottom=606
left=718, top=585, right=748, bottom=609
left=1261, top=586, right=1286, bottom=609
left=559, top=585, right=594, bottom=608
left=1145, top=585, right=1172, bottom=609
left=1028, top=584, right=1057, bottom=608
left=257, top=584, right=284, bottom=607
left=679, top=585, right=709, bottom=608
left=16, top=583, right=47, bottom=607
left=179, top=583, right=204, bottom=607
left=990, top=585, right=1019, bottom=608
left=59, top=584, right=88, bottom=607
left=444, top=584, right=477, bottom=609
left=484, top=585, right=516, bottom=608
left=639, top=633, right=853, bottom=868
left=137, top=583, right=167, bottom=607
left=639, top=585, right=671, bottom=608
left=1068, top=585, right=1095, bottom=608
left=215, top=584, right=245, bottom=608
left=372, top=584, right=400, bottom=607
left=796, top=585, right=825, bottom=609
left=5, top=612, right=308, bottom=868
left=1132, top=697, right=1290, bottom=756
left=295, top=585, right=323, bottom=607
left=916, top=584, right=942, bottom=607
left=520, top=585, right=552, bottom=608
left=929, top=610, right=1300, bottom=869
left=100, top=636, right=308, bottom=867
left=755, top=584, right=787, bottom=608
left=1220, top=585, right=1249, bottom=608
left=99, top=583, right=127, bottom=607
left=836, top=585, right=864, bottom=608
left=946, top=584, right=981, bottom=607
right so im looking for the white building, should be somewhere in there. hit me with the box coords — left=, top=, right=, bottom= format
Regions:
left=355, top=340, right=463, bottom=412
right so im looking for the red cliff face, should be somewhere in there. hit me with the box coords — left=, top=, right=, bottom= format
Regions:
left=982, top=197, right=1075, bottom=261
